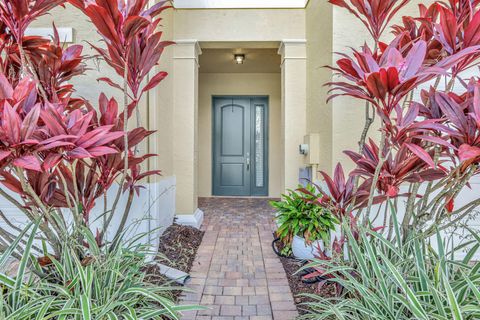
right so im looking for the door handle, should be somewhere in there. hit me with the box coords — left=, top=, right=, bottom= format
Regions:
left=246, top=152, right=250, bottom=171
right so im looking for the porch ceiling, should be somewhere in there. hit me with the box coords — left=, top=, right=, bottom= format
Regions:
left=199, top=48, right=281, bottom=74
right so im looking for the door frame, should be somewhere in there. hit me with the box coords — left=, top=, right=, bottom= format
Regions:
left=212, top=95, right=269, bottom=197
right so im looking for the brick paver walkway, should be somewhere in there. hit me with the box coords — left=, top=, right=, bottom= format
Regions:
left=180, top=198, right=298, bottom=320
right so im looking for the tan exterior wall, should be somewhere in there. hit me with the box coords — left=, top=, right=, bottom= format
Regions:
left=174, top=8, right=305, bottom=41
left=306, top=0, right=333, bottom=176
left=149, top=9, right=175, bottom=177
left=198, top=73, right=282, bottom=198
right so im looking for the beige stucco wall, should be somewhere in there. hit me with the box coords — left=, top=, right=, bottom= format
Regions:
left=174, top=8, right=305, bottom=42
left=198, top=73, right=282, bottom=198
left=149, top=9, right=175, bottom=177
left=306, top=0, right=333, bottom=176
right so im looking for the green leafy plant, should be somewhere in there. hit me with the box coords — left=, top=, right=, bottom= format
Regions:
left=271, top=184, right=339, bottom=255
left=0, top=222, right=198, bottom=319
left=300, top=218, right=480, bottom=320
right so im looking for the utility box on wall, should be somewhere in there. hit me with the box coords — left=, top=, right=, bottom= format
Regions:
left=303, top=133, right=320, bottom=165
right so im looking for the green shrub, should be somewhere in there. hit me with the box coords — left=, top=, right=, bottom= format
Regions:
left=271, top=184, right=338, bottom=255
left=0, top=222, right=198, bottom=319
left=299, top=224, right=480, bottom=320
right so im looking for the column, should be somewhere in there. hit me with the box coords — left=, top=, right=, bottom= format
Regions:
left=173, top=40, right=203, bottom=227
left=278, top=40, right=307, bottom=191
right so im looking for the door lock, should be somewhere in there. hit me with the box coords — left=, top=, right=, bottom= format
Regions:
left=246, top=152, right=250, bottom=171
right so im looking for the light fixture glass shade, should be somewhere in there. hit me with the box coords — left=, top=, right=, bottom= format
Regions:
left=234, top=54, right=245, bottom=64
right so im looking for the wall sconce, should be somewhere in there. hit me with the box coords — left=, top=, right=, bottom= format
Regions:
left=234, top=54, right=245, bottom=64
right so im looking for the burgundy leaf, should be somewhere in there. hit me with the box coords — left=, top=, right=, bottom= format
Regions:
left=142, top=71, right=168, bottom=93
left=0, top=151, right=12, bottom=162
left=458, top=144, right=480, bottom=162
left=13, top=155, right=42, bottom=172
left=405, top=143, right=435, bottom=168
left=0, top=73, right=13, bottom=99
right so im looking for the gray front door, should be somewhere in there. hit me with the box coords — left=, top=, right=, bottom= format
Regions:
left=213, top=97, right=268, bottom=196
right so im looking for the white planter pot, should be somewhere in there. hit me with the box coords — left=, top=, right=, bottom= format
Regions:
left=292, top=235, right=328, bottom=260
left=273, top=211, right=282, bottom=228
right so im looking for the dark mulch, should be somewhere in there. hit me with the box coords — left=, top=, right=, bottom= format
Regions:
left=144, top=224, right=204, bottom=301
left=156, top=224, right=204, bottom=272
left=275, top=241, right=336, bottom=315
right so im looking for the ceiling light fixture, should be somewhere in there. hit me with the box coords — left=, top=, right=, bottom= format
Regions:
left=234, top=54, right=245, bottom=64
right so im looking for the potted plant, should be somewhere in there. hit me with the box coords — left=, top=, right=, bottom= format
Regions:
left=271, top=184, right=339, bottom=259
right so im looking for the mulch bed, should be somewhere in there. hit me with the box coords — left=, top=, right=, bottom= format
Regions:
left=144, top=224, right=204, bottom=301
left=156, top=224, right=204, bottom=273
left=275, top=241, right=336, bottom=315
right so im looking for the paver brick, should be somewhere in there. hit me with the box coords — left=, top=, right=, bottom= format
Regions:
left=242, top=305, right=256, bottom=316
left=269, top=293, right=295, bottom=302
left=256, top=304, right=272, bottom=316
left=250, top=316, right=273, bottom=320
left=272, top=310, right=299, bottom=319
left=204, top=286, right=223, bottom=295
left=220, top=305, right=242, bottom=316
left=271, top=301, right=297, bottom=311
left=248, top=295, right=269, bottom=305
left=235, top=296, right=249, bottom=305
left=215, top=296, right=235, bottom=305
left=223, top=286, right=242, bottom=296
left=201, top=295, right=215, bottom=305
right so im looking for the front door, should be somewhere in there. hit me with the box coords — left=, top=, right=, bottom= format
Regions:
left=213, top=97, right=268, bottom=196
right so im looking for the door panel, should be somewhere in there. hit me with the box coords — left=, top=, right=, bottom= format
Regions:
left=213, top=97, right=268, bottom=196
left=221, top=105, right=245, bottom=156
left=220, top=163, right=245, bottom=186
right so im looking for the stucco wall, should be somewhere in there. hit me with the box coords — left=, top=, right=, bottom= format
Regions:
left=150, top=9, right=175, bottom=177
left=174, top=8, right=305, bottom=41
left=198, top=73, right=282, bottom=198
left=306, top=0, right=333, bottom=175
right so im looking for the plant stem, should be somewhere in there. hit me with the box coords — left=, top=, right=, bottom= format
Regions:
left=102, top=57, right=132, bottom=240
left=358, top=101, right=375, bottom=152
left=364, top=131, right=387, bottom=223
left=402, top=182, right=420, bottom=241
left=18, top=44, right=49, bottom=101
left=15, top=168, right=61, bottom=255
left=110, top=188, right=134, bottom=251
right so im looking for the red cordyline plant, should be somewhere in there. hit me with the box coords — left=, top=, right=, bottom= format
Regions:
left=0, top=0, right=171, bottom=256
left=269, top=0, right=480, bottom=297
left=328, top=0, right=410, bottom=42
left=67, top=0, right=173, bottom=245
left=301, top=1, right=480, bottom=292
left=393, top=0, right=480, bottom=75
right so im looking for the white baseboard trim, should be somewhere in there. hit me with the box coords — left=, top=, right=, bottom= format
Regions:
left=175, top=208, right=204, bottom=229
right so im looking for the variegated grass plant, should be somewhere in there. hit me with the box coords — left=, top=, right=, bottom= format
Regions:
left=299, top=218, right=480, bottom=320
left=0, top=221, right=199, bottom=320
